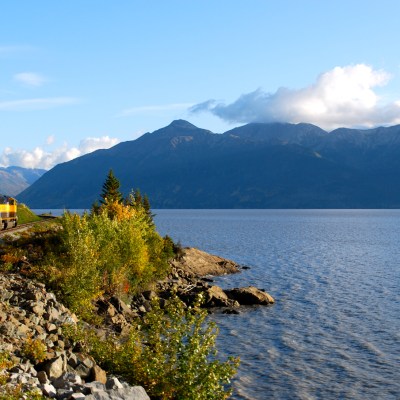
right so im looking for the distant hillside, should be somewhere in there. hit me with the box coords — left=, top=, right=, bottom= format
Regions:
left=17, top=120, right=400, bottom=208
left=0, top=166, right=46, bottom=197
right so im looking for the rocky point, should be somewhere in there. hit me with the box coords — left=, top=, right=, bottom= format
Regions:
left=0, top=247, right=274, bottom=399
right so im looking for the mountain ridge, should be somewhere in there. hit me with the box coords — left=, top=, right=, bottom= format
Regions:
left=17, top=120, right=400, bottom=209
left=0, top=166, right=46, bottom=197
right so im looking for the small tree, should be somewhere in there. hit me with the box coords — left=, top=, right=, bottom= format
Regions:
left=67, top=295, right=239, bottom=400
left=100, top=169, right=123, bottom=205
left=133, top=188, right=143, bottom=207
left=125, top=189, right=154, bottom=226
left=142, top=194, right=155, bottom=227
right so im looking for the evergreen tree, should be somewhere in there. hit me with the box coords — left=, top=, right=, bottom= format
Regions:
left=124, top=191, right=136, bottom=208
left=134, top=189, right=143, bottom=207
left=125, top=189, right=154, bottom=225
left=143, top=194, right=155, bottom=226
left=100, top=169, right=123, bottom=205
left=142, top=194, right=151, bottom=213
left=91, top=200, right=100, bottom=215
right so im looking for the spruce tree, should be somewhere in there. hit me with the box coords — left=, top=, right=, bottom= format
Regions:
left=143, top=194, right=155, bottom=226
left=134, top=189, right=143, bottom=207
left=100, top=169, right=123, bottom=205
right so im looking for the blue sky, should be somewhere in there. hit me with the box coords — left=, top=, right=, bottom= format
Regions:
left=1, top=1, right=400, bottom=169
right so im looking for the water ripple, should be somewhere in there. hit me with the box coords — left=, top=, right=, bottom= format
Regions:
left=154, top=210, right=400, bottom=400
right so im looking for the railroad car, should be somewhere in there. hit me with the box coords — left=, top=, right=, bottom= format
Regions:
left=0, top=195, right=18, bottom=230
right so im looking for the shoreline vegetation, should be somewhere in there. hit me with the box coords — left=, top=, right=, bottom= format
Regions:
left=0, top=171, right=274, bottom=399
left=15, top=203, right=42, bottom=225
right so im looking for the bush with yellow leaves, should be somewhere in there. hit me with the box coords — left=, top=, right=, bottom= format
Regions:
left=43, top=201, right=171, bottom=315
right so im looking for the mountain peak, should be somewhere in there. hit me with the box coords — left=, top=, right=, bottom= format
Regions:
left=147, top=119, right=208, bottom=139
left=168, top=120, right=198, bottom=129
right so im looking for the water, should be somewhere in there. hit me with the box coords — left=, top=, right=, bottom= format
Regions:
left=32, top=209, right=87, bottom=216
left=33, top=208, right=400, bottom=399
left=152, top=210, right=400, bottom=400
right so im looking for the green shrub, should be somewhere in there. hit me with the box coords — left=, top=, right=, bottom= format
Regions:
left=65, top=295, right=239, bottom=400
left=0, top=352, right=13, bottom=386
left=43, top=212, right=103, bottom=316
left=0, top=387, right=45, bottom=400
left=40, top=202, right=172, bottom=314
left=22, top=336, right=47, bottom=363
left=0, top=352, right=45, bottom=399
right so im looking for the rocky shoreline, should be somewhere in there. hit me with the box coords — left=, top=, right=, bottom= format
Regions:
left=0, top=247, right=274, bottom=399
left=156, top=247, right=274, bottom=312
left=0, top=274, right=150, bottom=399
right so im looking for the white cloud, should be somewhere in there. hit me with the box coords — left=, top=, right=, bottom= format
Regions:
left=0, top=136, right=120, bottom=169
left=190, top=64, right=400, bottom=130
left=14, top=72, right=46, bottom=87
left=118, top=102, right=193, bottom=117
left=78, top=136, right=119, bottom=154
left=0, top=97, right=80, bottom=111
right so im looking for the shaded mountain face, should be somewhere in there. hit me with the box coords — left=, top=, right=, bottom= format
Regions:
left=17, top=120, right=400, bottom=209
left=0, top=167, right=46, bottom=197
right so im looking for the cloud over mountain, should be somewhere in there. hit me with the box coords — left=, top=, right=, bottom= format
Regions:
left=0, top=136, right=119, bottom=169
left=190, top=64, right=400, bottom=130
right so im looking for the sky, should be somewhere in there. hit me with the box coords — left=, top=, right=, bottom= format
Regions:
left=1, top=1, right=400, bottom=169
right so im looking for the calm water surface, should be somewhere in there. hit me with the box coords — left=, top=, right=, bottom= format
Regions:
left=153, top=210, right=400, bottom=400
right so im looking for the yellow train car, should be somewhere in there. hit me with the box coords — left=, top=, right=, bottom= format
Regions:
left=0, top=195, right=18, bottom=230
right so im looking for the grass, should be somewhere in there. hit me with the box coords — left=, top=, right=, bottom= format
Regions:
left=17, top=203, right=42, bottom=224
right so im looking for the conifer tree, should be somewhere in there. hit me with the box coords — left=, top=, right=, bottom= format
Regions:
left=142, top=194, right=151, bottom=213
left=143, top=194, right=155, bottom=226
left=124, top=191, right=136, bottom=208
left=134, top=189, right=143, bottom=207
left=100, top=169, right=123, bottom=205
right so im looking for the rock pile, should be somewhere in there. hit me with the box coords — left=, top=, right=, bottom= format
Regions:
left=94, top=296, right=138, bottom=335
left=142, top=247, right=275, bottom=313
left=0, top=247, right=274, bottom=398
left=0, top=273, right=149, bottom=399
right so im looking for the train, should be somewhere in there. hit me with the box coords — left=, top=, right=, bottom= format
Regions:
left=0, top=195, right=18, bottom=230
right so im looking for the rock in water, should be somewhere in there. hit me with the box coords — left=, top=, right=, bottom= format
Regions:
left=225, top=286, right=275, bottom=305
left=170, top=247, right=240, bottom=277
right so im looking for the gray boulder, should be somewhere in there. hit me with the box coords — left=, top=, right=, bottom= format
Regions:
left=43, top=355, right=67, bottom=379
left=225, top=286, right=275, bottom=305
left=205, top=285, right=239, bottom=308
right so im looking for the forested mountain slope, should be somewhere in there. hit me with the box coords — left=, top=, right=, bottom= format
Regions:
left=18, top=120, right=400, bottom=208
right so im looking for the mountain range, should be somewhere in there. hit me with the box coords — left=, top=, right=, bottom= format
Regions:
left=17, top=120, right=400, bottom=209
left=0, top=166, right=46, bottom=197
